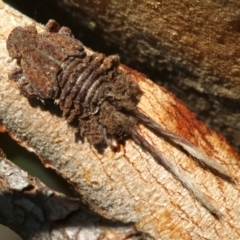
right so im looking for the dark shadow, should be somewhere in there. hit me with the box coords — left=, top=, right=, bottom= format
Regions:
left=0, top=133, right=75, bottom=197
left=27, top=98, right=63, bottom=118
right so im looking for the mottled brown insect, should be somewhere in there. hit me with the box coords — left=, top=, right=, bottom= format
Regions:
left=7, top=20, right=232, bottom=218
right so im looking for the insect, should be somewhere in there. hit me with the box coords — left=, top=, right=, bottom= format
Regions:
left=6, top=19, right=232, bottom=218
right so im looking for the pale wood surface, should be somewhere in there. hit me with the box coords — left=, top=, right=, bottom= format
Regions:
left=0, top=3, right=240, bottom=239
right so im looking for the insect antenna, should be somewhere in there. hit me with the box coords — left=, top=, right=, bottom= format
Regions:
left=131, top=109, right=233, bottom=183
left=130, top=128, right=221, bottom=218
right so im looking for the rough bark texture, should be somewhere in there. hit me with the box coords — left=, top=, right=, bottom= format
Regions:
left=1, top=2, right=240, bottom=240
left=45, top=0, right=240, bottom=151
left=0, top=150, right=141, bottom=240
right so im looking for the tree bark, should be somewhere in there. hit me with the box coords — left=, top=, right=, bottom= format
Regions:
left=49, top=0, right=240, bottom=150
left=1, top=2, right=240, bottom=240
left=0, top=149, right=141, bottom=240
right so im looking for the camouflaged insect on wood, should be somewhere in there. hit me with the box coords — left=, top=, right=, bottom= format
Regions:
left=7, top=19, right=232, bottom=218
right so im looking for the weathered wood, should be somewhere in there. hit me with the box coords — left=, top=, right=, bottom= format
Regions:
left=50, top=0, right=240, bottom=150
left=0, top=150, right=140, bottom=240
left=52, top=0, right=240, bottom=98
left=1, top=3, right=240, bottom=240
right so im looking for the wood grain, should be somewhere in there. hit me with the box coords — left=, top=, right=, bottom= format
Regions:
left=0, top=3, right=240, bottom=239
left=52, top=0, right=240, bottom=151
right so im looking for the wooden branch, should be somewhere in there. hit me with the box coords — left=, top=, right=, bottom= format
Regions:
left=53, top=0, right=240, bottom=150
left=57, top=0, right=240, bottom=99
left=0, top=150, right=141, bottom=240
left=1, top=3, right=240, bottom=239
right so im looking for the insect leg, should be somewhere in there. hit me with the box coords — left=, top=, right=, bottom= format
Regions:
left=132, top=110, right=232, bottom=182
left=130, top=129, right=221, bottom=218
